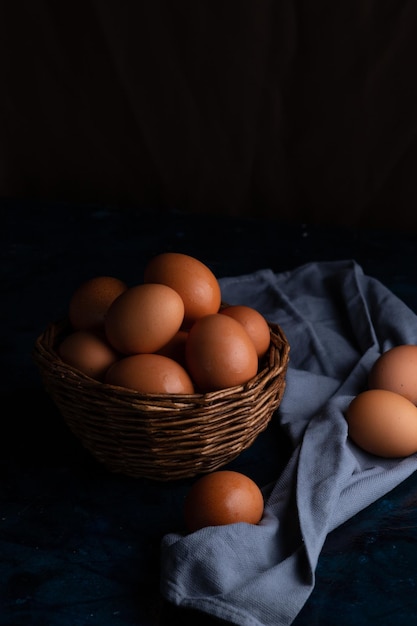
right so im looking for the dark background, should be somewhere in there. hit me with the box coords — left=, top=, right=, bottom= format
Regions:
left=2, top=1, right=417, bottom=231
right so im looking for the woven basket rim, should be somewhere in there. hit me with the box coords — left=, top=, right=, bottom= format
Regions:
left=32, top=317, right=290, bottom=480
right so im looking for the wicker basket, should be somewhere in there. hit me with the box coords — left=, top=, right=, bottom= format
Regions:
left=32, top=318, right=290, bottom=481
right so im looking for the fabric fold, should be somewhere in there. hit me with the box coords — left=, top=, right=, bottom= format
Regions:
left=160, top=260, right=417, bottom=626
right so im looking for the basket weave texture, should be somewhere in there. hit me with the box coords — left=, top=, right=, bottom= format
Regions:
left=32, top=319, right=290, bottom=481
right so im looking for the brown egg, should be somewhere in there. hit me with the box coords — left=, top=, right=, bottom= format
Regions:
left=105, top=353, right=195, bottom=394
left=58, top=330, right=120, bottom=380
left=143, top=252, right=221, bottom=329
left=185, top=313, right=259, bottom=392
left=220, top=305, right=271, bottom=358
left=69, top=276, right=128, bottom=331
left=105, top=283, right=185, bottom=354
left=346, top=389, right=417, bottom=457
left=368, top=344, right=417, bottom=405
left=155, top=329, right=188, bottom=367
left=184, top=470, right=264, bottom=533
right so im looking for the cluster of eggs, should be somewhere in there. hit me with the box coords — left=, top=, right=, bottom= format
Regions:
left=346, top=345, right=417, bottom=458
left=188, top=345, right=417, bottom=534
left=57, top=252, right=271, bottom=533
left=57, top=252, right=271, bottom=532
left=58, top=252, right=272, bottom=395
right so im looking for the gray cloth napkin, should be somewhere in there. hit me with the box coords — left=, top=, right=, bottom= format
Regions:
left=160, top=260, right=417, bottom=626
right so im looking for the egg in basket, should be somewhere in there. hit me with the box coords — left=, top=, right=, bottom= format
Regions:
left=32, top=253, right=290, bottom=481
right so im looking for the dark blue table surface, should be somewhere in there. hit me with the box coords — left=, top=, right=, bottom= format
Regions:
left=2, top=199, right=417, bottom=625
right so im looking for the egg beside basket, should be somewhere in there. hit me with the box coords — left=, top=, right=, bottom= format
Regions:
left=32, top=318, right=290, bottom=481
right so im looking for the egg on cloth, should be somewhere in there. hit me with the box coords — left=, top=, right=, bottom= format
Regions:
left=368, top=344, right=417, bottom=405
left=183, top=470, right=264, bottom=533
left=345, top=389, right=417, bottom=457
